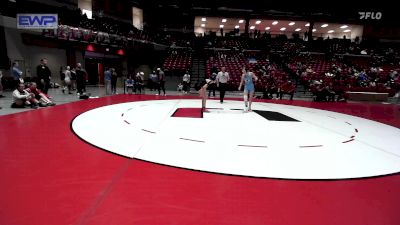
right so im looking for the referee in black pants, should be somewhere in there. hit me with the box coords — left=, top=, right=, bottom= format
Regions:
left=36, top=59, right=52, bottom=94
left=216, top=67, right=229, bottom=103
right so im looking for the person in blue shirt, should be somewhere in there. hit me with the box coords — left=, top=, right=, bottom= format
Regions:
left=238, top=67, right=258, bottom=112
left=104, top=68, right=111, bottom=95
left=12, top=61, right=23, bottom=88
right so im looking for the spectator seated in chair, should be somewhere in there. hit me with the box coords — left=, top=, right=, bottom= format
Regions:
left=177, top=83, right=183, bottom=92
left=325, top=83, right=336, bottom=102
left=125, top=76, right=135, bottom=94
left=314, top=83, right=326, bottom=102
left=279, top=81, right=295, bottom=100
left=263, top=80, right=279, bottom=99
left=12, top=83, right=39, bottom=109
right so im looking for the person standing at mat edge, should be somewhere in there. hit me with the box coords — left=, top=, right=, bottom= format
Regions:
left=36, top=58, right=51, bottom=94
left=157, top=68, right=166, bottom=96
left=12, top=61, right=23, bottom=87
left=75, top=63, right=87, bottom=95
left=111, top=68, right=118, bottom=94
left=238, top=67, right=258, bottom=112
left=199, top=79, right=215, bottom=112
left=104, top=67, right=112, bottom=95
left=216, top=66, right=229, bottom=103
left=0, top=70, right=4, bottom=102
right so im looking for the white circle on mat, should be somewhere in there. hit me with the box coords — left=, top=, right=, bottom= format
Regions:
left=71, top=99, right=400, bottom=179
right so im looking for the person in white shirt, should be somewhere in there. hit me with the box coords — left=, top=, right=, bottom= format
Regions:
left=64, top=66, right=72, bottom=94
left=216, top=67, right=229, bottom=103
left=182, top=71, right=191, bottom=93
left=149, top=71, right=158, bottom=91
left=135, top=72, right=145, bottom=94
left=157, top=68, right=166, bottom=96
left=12, top=83, right=38, bottom=109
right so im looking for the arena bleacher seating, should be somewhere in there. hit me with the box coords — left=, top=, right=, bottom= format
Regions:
left=163, top=50, right=193, bottom=72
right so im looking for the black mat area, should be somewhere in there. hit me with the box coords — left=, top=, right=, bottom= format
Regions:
left=253, top=110, right=299, bottom=122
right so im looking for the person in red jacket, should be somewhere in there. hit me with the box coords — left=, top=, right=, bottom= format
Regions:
left=279, top=81, right=295, bottom=100
left=26, top=82, right=56, bottom=107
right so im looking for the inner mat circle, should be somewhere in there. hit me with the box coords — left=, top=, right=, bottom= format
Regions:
left=71, top=99, right=400, bottom=180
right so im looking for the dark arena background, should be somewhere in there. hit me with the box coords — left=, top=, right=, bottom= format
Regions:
left=1, top=1, right=400, bottom=225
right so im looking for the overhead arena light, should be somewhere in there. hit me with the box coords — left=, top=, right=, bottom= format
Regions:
left=280, top=27, right=286, bottom=31
left=201, top=24, right=205, bottom=27
left=201, top=18, right=206, bottom=22
left=250, top=26, right=255, bottom=29
left=295, top=28, right=301, bottom=31
left=321, top=24, right=328, bottom=28
left=327, top=30, right=334, bottom=33
left=82, top=9, right=93, bottom=19
left=239, top=19, right=244, bottom=23
left=222, top=18, right=227, bottom=23
left=217, top=7, right=253, bottom=12
left=312, top=28, right=317, bottom=32
left=219, top=24, right=224, bottom=28
left=193, top=7, right=212, bottom=10
left=235, top=25, right=240, bottom=29
left=305, top=23, right=310, bottom=27
left=265, top=27, right=271, bottom=30
left=256, top=20, right=261, bottom=24
left=343, top=29, right=351, bottom=33
left=340, top=25, right=348, bottom=29
left=272, top=21, right=278, bottom=25
left=289, top=22, right=295, bottom=26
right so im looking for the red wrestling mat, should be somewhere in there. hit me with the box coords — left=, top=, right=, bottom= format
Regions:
left=172, top=107, right=203, bottom=118
left=0, top=94, right=400, bottom=225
